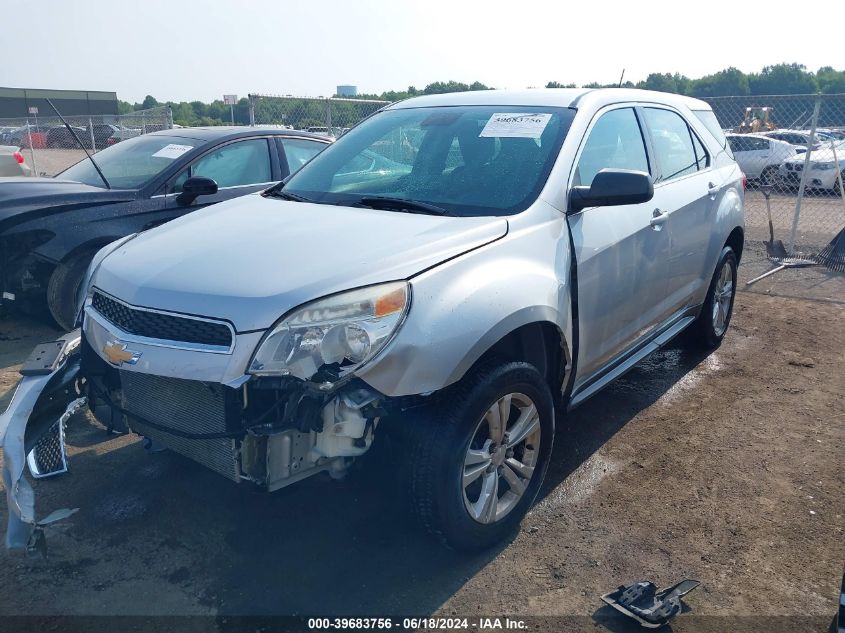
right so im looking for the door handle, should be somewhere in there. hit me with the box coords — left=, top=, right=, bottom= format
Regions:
left=707, top=181, right=719, bottom=197
left=649, top=208, right=668, bottom=228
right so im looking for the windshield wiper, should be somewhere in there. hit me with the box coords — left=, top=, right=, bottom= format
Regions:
left=265, top=189, right=311, bottom=202
left=358, top=196, right=448, bottom=216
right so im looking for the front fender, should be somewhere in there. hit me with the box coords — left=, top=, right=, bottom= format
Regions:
left=358, top=213, right=572, bottom=397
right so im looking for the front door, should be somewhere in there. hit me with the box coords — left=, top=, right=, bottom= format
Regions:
left=164, top=137, right=275, bottom=212
left=567, top=106, right=671, bottom=390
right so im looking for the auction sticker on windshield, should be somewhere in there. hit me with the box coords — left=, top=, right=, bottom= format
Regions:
left=480, top=113, right=552, bottom=138
left=152, top=144, right=194, bottom=159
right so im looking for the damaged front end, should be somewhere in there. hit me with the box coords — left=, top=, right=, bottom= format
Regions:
left=81, top=332, right=387, bottom=491
left=0, top=330, right=83, bottom=553
left=0, top=328, right=391, bottom=553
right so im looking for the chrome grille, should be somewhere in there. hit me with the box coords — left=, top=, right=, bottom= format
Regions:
left=119, top=371, right=240, bottom=481
left=92, top=291, right=233, bottom=348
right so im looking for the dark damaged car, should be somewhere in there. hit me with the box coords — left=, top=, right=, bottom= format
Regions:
left=0, top=127, right=331, bottom=329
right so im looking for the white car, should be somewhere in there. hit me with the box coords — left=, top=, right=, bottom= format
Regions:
left=763, top=130, right=822, bottom=153
left=726, top=133, right=797, bottom=185
left=0, top=145, right=31, bottom=177
left=779, top=140, right=845, bottom=194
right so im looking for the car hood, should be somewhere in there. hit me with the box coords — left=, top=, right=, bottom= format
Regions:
left=93, top=194, right=508, bottom=332
left=0, top=178, right=135, bottom=229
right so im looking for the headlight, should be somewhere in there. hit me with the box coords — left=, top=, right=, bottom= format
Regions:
left=813, top=162, right=835, bottom=170
left=249, top=281, right=410, bottom=383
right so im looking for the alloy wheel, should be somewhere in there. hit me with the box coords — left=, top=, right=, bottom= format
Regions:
left=462, top=393, right=541, bottom=524
left=712, top=261, right=734, bottom=336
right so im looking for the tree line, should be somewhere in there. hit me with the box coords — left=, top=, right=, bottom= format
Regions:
left=120, top=63, right=845, bottom=127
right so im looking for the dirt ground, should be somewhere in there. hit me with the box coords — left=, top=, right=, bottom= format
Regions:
left=0, top=289, right=843, bottom=632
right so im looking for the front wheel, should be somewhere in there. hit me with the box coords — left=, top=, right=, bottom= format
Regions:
left=686, top=246, right=738, bottom=350
left=47, top=250, right=95, bottom=331
left=405, top=361, right=554, bottom=551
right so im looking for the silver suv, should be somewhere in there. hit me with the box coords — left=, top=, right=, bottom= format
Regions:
left=1, top=89, right=744, bottom=552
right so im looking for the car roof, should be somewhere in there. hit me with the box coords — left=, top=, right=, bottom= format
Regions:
left=726, top=132, right=778, bottom=140
left=145, top=126, right=333, bottom=142
left=386, top=88, right=711, bottom=111
left=764, top=129, right=812, bottom=135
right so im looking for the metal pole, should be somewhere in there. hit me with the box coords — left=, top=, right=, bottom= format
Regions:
left=326, top=98, right=332, bottom=134
left=787, top=97, right=821, bottom=254
left=831, top=140, right=845, bottom=209
left=88, top=116, right=96, bottom=152
left=230, top=104, right=235, bottom=125
left=25, top=117, right=38, bottom=176
left=249, top=96, right=256, bottom=127
left=141, top=114, right=146, bottom=135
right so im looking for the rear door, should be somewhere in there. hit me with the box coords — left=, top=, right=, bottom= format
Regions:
left=641, top=106, right=715, bottom=313
left=568, top=105, right=671, bottom=387
left=164, top=137, right=276, bottom=211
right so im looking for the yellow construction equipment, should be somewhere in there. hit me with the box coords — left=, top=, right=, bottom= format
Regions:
left=735, top=106, right=776, bottom=133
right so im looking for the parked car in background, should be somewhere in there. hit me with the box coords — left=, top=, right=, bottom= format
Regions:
left=106, top=126, right=142, bottom=145
left=726, top=133, right=797, bottom=185
left=0, top=127, right=332, bottom=329
left=0, top=89, right=744, bottom=554
left=763, top=129, right=823, bottom=153
left=0, top=124, right=41, bottom=148
left=816, top=128, right=845, bottom=141
left=45, top=123, right=123, bottom=150
left=0, top=146, right=31, bottom=177
left=778, top=140, right=845, bottom=193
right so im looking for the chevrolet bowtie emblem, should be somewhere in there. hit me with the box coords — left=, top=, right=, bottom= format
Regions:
left=102, top=341, right=141, bottom=366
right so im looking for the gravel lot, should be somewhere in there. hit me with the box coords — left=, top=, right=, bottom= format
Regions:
left=0, top=287, right=842, bottom=632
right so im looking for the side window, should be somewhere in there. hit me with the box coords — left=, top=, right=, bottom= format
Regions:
left=643, top=108, right=699, bottom=182
left=574, top=107, right=649, bottom=187
left=691, top=130, right=709, bottom=169
left=174, top=138, right=271, bottom=191
left=282, top=138, right=328, bottom=174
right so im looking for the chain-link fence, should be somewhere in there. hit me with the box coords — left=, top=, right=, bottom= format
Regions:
left=701, top=94, right=845, bottom=255
left=0, top=106, right=172, bottom=176
left=247, top=94, right=389, bottom=136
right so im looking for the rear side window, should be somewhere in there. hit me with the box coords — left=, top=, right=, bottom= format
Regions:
left=282, top=138, right=328, bottom=174
left=692, top=109, right=733, bottom=159
left=574, top=107, right=649, bottom=187
left=643, top=108, right=700, bottom=183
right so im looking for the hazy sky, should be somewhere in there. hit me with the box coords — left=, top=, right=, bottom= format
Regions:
left=0, top=0, right=836, bottom=103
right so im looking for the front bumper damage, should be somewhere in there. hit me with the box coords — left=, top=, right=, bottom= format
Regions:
left=1, top=329, right=394, bottom=552
left=0, top=330, right=82, bottom=553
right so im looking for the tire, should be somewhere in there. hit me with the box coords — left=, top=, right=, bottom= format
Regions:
left=760, top=166, right=779, bottom=187
left=47, top=250, right=95, bottom=331
left=686, top=246, right=738, bottom=350
left=405, top=361, right=554, bottom=551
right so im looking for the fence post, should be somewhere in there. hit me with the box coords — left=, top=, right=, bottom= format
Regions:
left=168, top=107, right=173, bottom=130
left=787, top=97, right=821, bottom=254
left=326, top=98, right=332, bottom=133
left=25, top=117, right=38, bottom=176
left=249, top=95, right=256, bottom=126
left=88, top=116, right=96, bottom=152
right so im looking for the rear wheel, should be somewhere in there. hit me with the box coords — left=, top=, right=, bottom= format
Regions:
left=686, top=246, right=737, bottom=350
left=47, top=250, right=95, bottom=331
left=405, top=361, right=554, bottom=550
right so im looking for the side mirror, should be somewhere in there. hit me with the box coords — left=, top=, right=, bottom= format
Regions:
left=177, top=176, right=218, bottom=205
left=569, top=169, right=654, bottom=213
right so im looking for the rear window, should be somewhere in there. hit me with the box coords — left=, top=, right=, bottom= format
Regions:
left=692, top=110, right=733, bottom=159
